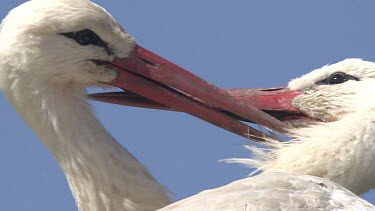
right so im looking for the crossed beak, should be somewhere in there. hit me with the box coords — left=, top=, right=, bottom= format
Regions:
left=89, top=45, right=305, bottom=142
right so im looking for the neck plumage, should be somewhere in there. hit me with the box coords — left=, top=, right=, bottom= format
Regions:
left=5, top=80, right=171, bottom=211
left=231, top=113, right=375, bottom=195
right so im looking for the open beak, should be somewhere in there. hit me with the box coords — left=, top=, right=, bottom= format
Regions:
left=89, top=45, right=305, bottom=141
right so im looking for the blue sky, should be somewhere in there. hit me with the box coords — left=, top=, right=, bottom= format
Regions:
left=1, top=1, right=375, bottom=210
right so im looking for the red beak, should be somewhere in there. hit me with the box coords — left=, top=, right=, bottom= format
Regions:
left=89, top=45, right=304, bottom=141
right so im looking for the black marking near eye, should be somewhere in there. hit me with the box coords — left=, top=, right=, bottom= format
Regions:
left=61, top=29, right=112, bottom=55
left=317, top=72, right=359, bottom=85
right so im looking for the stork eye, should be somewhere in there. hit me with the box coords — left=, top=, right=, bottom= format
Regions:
left=317, top=72, right=359, bottom=85
left=328, top=73, right=347, bottom=84
left=61, top=29, right=107, bottom=47
left=61, top=29, right=112, bottom=55
left=75, top=30, right=98, bottom=46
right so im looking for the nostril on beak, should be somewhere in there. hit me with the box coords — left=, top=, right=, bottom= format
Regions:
left=137, top=57, right=158, bottom=67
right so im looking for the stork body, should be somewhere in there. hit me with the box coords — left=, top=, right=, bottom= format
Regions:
left=160, top=172, right=374, bottom=211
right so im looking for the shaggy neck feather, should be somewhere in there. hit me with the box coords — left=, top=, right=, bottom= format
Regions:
left=263, top=113, right=375, bottom=195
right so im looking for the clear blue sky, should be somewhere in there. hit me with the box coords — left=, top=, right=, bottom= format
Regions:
left=1, top=1, right=375, bottom=210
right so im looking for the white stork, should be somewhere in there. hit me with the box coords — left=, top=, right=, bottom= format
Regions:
left=0, top=0, right=374, bottom=210
left=225, top=58, right=375, bottom=195
left=0, top=0, right=171, bottom=210
left=162, top=58, right=375, bottom=210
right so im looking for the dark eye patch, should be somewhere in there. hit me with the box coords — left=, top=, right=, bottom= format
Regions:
left=317, top=72, right=359, bottom=85
left=61, top=29, right=112, bottom=55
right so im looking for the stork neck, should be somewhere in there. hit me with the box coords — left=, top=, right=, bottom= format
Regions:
left=6, top=83, right=171, bottom=211
left=264, top=113, right=375, bottom=195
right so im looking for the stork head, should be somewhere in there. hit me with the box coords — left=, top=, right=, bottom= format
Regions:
left=249, top=58, right=375, bottom=128
left=0, top=0, right=136, bottom=91
left=285, top=58, right=375, bottom=126
left=0, top=0, right=292, bottom=141
left=212, top=58, right=375, bottom=130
